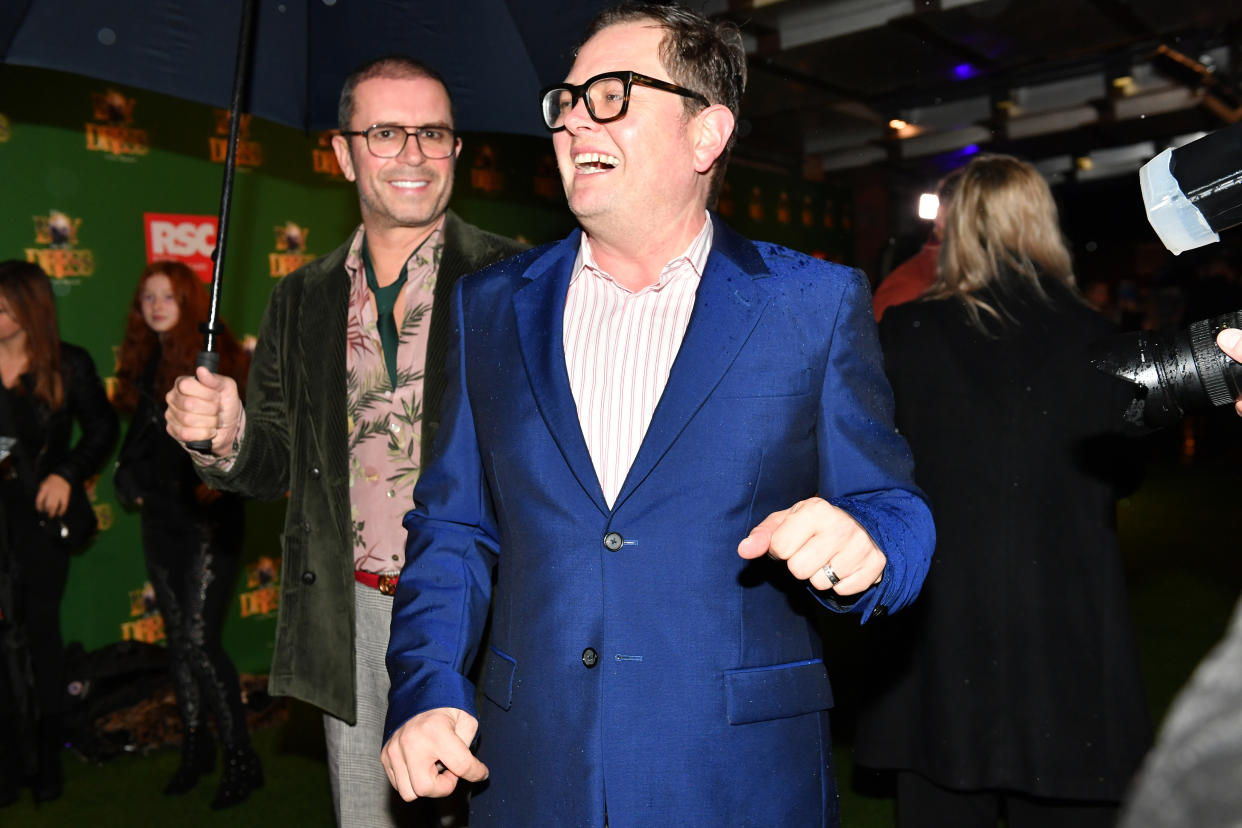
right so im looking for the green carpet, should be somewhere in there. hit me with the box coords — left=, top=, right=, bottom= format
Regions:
left=5, top=455, right=1239, bottom=827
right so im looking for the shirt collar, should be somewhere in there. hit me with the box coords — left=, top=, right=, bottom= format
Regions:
left=571, top=211, right=714, bottom=294
left=344, top=219, right=446, bottom=285
left=344, top=224, right=367, bottom=280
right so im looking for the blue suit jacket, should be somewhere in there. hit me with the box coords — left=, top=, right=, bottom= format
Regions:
left=386, top=216, right=934, bottom=827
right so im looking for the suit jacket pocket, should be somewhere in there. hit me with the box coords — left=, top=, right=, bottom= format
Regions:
left=481, top=646, right=517, bottom=711
left=714, top=367, right=812, bottom=399
left=724, top=658, right=833, bottom=725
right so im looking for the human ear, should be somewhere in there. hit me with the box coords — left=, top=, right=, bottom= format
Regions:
left=332, top=134, right=358, bottom=182
left=692, top=105, right=735, bottom=174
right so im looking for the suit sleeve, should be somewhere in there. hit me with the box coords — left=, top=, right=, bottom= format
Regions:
left=195, top=277, right=292, bottom=501
left=815, top=269, right=935, bottom=620
left=385, top=280, right=498, bottom=742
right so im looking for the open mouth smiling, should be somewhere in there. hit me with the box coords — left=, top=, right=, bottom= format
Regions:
left=574, top=152, right=620, bottom=174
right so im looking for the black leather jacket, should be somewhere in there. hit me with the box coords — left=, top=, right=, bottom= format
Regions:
left=29, top=342, right=118, bottom=487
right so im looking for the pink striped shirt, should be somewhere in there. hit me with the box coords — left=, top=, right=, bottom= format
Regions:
left=563, top=216, right=714, bottom=507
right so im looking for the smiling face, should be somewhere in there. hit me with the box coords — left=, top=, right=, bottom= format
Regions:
left=332, top=75, right=460, bottom=237
left=140, top=274, right=180, bottom=334
left=554, top=22, right=708, bottom=238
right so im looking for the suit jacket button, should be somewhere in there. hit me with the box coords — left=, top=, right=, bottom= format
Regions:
left=581, top=648, right=599, bottom=668
left=310, top=466, right=321, bottom=479
left=871, top=604, right=888, bottom=619
left=603, top=532, right=623, bottom=551
left=301, top=570, right=316, bottom=585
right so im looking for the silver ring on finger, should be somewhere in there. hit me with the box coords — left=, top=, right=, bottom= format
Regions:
left=821, top=562, right=840, bottom=587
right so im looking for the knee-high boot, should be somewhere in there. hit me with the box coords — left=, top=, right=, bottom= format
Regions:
left=210, top=743, right=263, bottom=809
left=164, top=724, right=216, bottom=795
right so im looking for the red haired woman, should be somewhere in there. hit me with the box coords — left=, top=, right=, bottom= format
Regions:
left=0, top=260, right=117, bottom=805
left=113, top=261, right=260, bottom=809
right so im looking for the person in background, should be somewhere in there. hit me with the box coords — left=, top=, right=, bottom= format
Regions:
left=872, top=167, right=963, bottom=321
left=112, top=260, right=258, bottom=809
left=163, top=56, right=527, bottom=827
left=379, top=4, right=933, bottom=826
left=0, top=260, right=117, bottom=805
left=854, top=154, right=1152, bottom=827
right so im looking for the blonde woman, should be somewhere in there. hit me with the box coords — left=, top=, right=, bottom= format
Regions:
left=855, top=155, right=1152, bottom=828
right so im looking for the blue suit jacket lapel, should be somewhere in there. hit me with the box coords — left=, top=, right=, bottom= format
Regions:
left=512, top=230, right=611, bottom=515
left=612, top=217, right=770, bottom=511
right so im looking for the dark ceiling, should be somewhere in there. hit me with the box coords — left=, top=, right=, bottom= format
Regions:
left=707, top=0, right=1242, bottom=189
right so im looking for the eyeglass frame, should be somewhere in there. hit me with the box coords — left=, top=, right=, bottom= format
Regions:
left=337, top=123, right=458, bottom=159
left=539, top=71, right=711, bottom=131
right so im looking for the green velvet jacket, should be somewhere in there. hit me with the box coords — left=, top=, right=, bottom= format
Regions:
left=198, top=211, right=526, bottom=722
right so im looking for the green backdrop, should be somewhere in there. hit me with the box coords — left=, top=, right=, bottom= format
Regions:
left=0, top=63, right=852, bottom=674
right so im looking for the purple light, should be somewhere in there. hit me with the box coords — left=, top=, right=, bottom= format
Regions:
left=953, top=63, right=976, bottom=80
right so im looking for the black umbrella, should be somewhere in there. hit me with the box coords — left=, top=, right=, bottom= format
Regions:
left=2, top=0, right=600, bottom=445
left=2, top=0, right=597, bottom=134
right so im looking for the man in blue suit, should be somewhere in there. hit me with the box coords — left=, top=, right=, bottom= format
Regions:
left=381, top=4, right=935, bottom=825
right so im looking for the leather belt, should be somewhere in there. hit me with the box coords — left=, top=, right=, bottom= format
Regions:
left=354, top=570, right=399, bottom=596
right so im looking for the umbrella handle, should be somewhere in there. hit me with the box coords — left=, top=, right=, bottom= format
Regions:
left=185, top=349, right=221, bottom=454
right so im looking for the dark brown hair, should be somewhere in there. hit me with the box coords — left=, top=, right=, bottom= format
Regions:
left=113, top=261, right=248, bottom=414
left=338, top=56, right=455, bottom=131
left=577, top=3, right=748, bottom=204
left=0, top=259, right=64, bottom=410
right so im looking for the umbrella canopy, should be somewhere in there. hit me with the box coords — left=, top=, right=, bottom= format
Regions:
left=3, top=0, right=608, bottom=374
left=1, top=0, right=604, bottom=135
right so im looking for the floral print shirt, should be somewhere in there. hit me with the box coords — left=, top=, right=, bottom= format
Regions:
left=343, top=221, right=442, bottom=573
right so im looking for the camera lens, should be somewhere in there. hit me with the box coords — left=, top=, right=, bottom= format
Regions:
left=1089, top=310, right=1242, bottom=430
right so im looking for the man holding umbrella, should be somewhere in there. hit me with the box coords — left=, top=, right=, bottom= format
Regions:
left=165, top=56, right=525, bottom=827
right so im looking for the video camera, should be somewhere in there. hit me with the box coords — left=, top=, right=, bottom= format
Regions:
left=1089, top=120, right=1242, bottom=430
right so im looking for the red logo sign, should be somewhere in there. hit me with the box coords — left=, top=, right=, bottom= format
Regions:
left=144, top=213, right=217, bottom=281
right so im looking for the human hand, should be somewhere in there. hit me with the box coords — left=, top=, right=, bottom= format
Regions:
left=164, top=366, right=242, bottom=456
left=35, top=473, right=72, bottom=517
left=381, top=707, right=487, bottom=802
left=1216, top=328, right=1242, bottom=416
left=738, top=497, right=886, bottom=594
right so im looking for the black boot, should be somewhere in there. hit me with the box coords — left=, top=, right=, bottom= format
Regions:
left=30, top=717, right=63, bottom=803
left=30, top=755, right=62, bottom=804
left=210, top=745, right=262, bottom=810
left=0, top=750, right=18, bottom=808
left=164, top=725, right=216, bottom=795
left=0, top=716, right=21, bottom=807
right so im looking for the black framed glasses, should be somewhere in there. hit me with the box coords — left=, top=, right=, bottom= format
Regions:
left=338, top=124, right=457, bottom=159
left=540, top=71, right=710, bottom=131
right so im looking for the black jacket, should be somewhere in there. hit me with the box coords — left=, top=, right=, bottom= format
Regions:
left=17, top=342, right=118, bottom=490
left=197, top=212, right=527, bottom=721
left=854, top=278, right=1152, bottom=800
